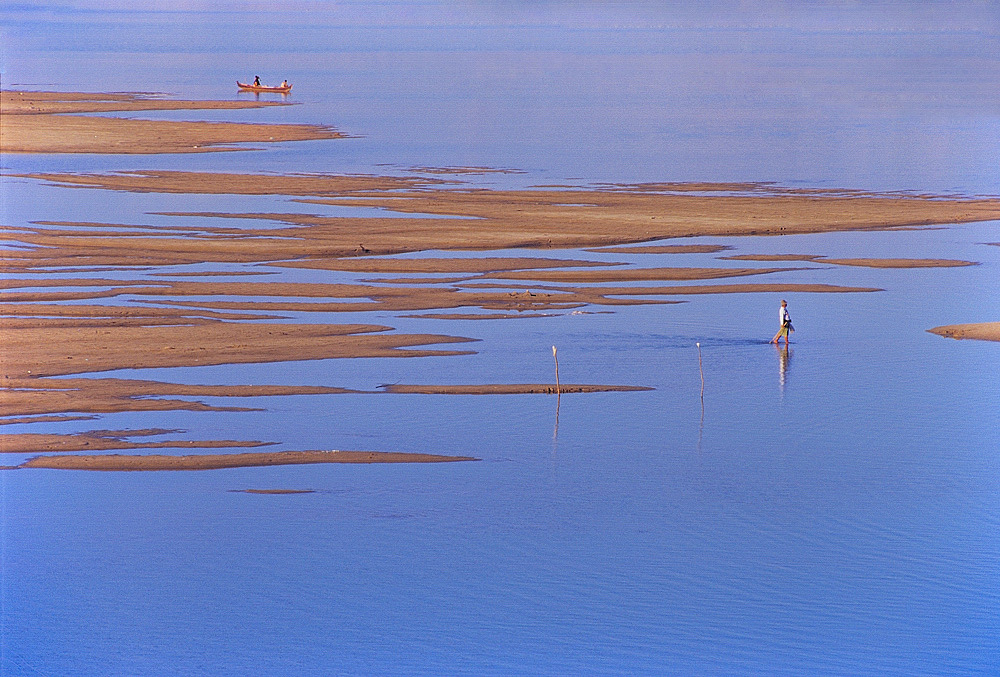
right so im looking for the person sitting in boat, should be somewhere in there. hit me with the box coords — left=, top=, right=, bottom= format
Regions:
left=281, top=80, right=288, bottom=88
left=253, top=75, right=261, bottom=86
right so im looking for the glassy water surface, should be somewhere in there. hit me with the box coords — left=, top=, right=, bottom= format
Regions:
left=2, top=3, right=999, bottom=674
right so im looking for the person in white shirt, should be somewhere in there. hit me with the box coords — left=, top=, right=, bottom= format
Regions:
left=770, top=299, right=794, bottom=345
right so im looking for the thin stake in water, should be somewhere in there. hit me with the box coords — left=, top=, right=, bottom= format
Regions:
left=552, top=345, right=561, bottom=396
left=696, top=342, right=705, bottom=400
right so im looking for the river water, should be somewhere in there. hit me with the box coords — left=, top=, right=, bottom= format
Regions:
left=2, top=3, right=999, bottom=675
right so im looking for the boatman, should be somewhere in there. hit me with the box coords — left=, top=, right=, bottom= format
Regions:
left=253, top=75, right=261, bottom=86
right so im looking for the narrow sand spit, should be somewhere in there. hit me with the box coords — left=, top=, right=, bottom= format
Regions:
left=821, top=258, right=977, bottom=268
left=0, top=377, right=359, bottom=419
left=0, top=431, right=271, bottom=454
left=274, top=257, right=624, bottom=274
left=0, top=321, right=476, bottom=378
left=233, top=489, right=317, bottom=494
left=479, top=266, right=802, bottom=283
left=585, top=244, right=733, bottom=254
left=13, top=172, right=1000, bottom=256
left=15, top=450, right=479, bottom=471
left=0, top=91, right=342, bottom=154
left=399, top=313, right=559, bottom=320
left=381, top=384, right=653, bottom=394
left=927, top=322, right=1000, bottom=342
left=721, top=254, right=977, bottom=268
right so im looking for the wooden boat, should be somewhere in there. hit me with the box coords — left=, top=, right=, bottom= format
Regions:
left=237, top=81, right=292, bottom=93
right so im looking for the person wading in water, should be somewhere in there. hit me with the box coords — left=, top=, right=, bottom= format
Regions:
left=770, top=299, right=794, bottom=345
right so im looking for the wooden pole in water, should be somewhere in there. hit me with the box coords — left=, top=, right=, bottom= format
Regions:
left=552, top=345, right=561, bottom=396
left=696, top=342, right=704, bottom=400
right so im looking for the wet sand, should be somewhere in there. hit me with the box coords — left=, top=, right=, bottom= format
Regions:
left=481, top=266, right=802, bottom=283
left=821, top=258, right=977, bottom=268
left=721, top=254, right=977, bottom=267
left=382, top=384, right=653, bottom=394
left=400, top=313, right=559, bottom=320
left=233, top=489, right=317, bottom=494
left=5, top=91, right=996, bottom=458
left=0, top=377, right=359, bottom=419
left=927, top=322, right=1000, bottom=342
left=14, top=173, right=1000, bottom=258
left=0, top=320, right=475, bottom=378
left=276, top=257, right=622, bottom=274
left=1, top=91, right=342, bottom=154
left=0, top=431, right=270, bottom=454
left=586, top=244, right=733, bottom=254
left=14, top=449, right=479, bottom=471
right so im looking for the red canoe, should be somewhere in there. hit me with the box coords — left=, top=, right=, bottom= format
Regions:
left=237, top=81, right=292, bottom=93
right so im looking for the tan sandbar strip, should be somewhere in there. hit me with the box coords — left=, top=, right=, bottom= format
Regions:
left=0, top=432, right=270, bottom=454
left=586, top=244, right=732, bottom=254
left=721, top=254, right=977, bottom=268
left=0, top=377, right=360, bottom=417
left=1, top=91, right=342, bottom=154
left=234, top=489, right=316, bottom=494
left=383, top=384, right=653, bottom=394
left=16, top=449, right=479, bottom=471
left=15, top=173, right=1000, bottom=257
left=482, top=267, right=800, bottom=283
left=275, top=256, right=623, bottom=274
left=823, top=258, right=977, bottom=268
left=927, top=322, right=1000, bottom=342
left=0, top=321, right=476, bottom=378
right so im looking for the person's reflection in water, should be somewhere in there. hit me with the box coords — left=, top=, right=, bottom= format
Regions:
left=777, top=343, right=791, bottom=393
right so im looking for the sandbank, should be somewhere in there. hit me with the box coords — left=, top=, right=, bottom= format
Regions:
left=0, top=320, right=475, bottom=378
left=585, top=244, right=732, bottom=254
left=721, top=254, right=823, bottom=262
left=480, top=266, right=800, bottom=283
left=15, top=449, right=479, bottom=471
left=12, top=173, right=1000, bottom=260
left=400, top=313, right=559, bottom=320
left=382, top=384, right=653, bottom=395
left=0, top=377, right=359, bottom=418
left=927, top=322, right=1000, bottom=342
left=720, top=254, right=977, bottom=268
left=274, top=257, right=622, bottom=274
left=822, top=258, right=977, bottom=268
left=456, top=282, right=881, bottom=298
left=0, top=431, right=270, bottom=454
left=404, top=166, right=525, bottom=175
left=233, top=489, right=316, bottom=494
left=1, top=91, right=342, bottom=154
left=6, top=99, right=995, bottom=454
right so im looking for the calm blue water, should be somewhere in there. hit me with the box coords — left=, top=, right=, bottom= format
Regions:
left=3, top=3, right=1000, bottom=675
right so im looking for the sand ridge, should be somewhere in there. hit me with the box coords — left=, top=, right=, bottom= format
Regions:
left=11, top=172, right=1000, bottom=260
left=5, top=92, right=995, bottom=464
left=13, top=449, right=480, bottom=471
left=1, top=91, right=343, bottom=154
left=0, top=430, right=271, bottom=454
left=927, top=322, right=1000, bottom=342
left=721, top=254, right=978, bottom=268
